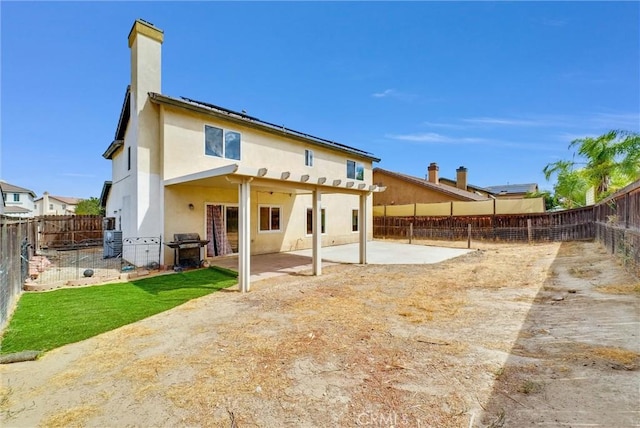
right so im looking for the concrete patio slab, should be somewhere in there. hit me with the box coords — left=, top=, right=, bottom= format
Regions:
left=210, top=241, right=471, bottom=284
left=287, top=241, right=472, bottom=265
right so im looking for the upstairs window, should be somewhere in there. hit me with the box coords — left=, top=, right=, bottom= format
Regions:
left=13, top=194, right=20, bottom=202
left=347, top=160, right=364, bottom=180
left=205, top=125, right=241, bottom=160
left=305, top=149, right=314, bottom=167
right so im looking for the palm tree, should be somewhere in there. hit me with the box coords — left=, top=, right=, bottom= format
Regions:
left=543, top=160, right=588, bottom=208
left=544, top=130, right=640, bottom=206
left=570, top=130, right=639, bottom=197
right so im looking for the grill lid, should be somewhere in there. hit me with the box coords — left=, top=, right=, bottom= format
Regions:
left=174, top=233, right=201, bottom=242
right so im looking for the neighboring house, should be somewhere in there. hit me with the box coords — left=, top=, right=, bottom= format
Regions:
left=34, top=192, right=80, bottom=215
left=373, top=164, right=489, bottom=206
left=438, top=165, right=494, bottom=198
left=0, top=184, right=4, bottom=215
left=485, top=183, right=538, bottom=199
left=102, top=20, right=381, bottom=291
left=0, top=181, right=36, bottom=218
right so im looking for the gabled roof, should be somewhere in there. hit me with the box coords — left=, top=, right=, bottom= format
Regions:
left=438, top=177, right=493, bottom=194
left=5, top=206, right=31, bottom=214
left=485, top=183, right=538, bottom=195
left=35, top=195, right=81, bottom=205
left=102, top=86, right=130, bottom=159
left=148, top=93, right=381, bottom=162
left=374, top=168, right=489, bottom=201
left=0, top=181, right=36, bottom=197
left=100, top=181, right=112, bottom=208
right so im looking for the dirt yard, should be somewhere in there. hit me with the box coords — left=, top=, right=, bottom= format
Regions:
left=1, top=240, right=638, bottom=427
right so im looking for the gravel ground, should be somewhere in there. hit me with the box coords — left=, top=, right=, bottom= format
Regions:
left=1, top=240, right=638, bottom=427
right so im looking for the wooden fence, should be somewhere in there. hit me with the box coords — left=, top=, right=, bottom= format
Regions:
left=37, top=215, right=104, bottom=249
left=594, top=181, right=640, bottom=278
left=373, top=179, right=640, bottom=278
left=374, top=207, right=595, bottom=242
left=0, top=217, right=36, bottom=329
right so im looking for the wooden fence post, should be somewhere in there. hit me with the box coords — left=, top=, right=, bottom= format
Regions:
left=409, top=223, right=413, bottom=244
left=527, top=219, right=532, bottom=243
left=467, top=224, right=471, bottom=249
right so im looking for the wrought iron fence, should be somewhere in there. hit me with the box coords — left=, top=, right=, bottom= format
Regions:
left=30, top=236, right=162, bottom=287
left=121, top=236, right=161, bottom=270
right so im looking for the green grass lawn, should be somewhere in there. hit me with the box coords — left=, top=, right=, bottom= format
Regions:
left=0, top=267, right=237, bottom=355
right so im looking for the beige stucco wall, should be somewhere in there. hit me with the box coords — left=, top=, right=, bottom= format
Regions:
left=373, top=171, right=469, bottom=206
left=163, top=185, right=372, bottom=266
left=160, top=106, right=373, bottom=184
left=105, top=127, right=136, bottom=236
left=35, top=199, right=76, bottom=216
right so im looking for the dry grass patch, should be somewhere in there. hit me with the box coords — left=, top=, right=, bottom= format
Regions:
left=119, top=354, right=176, bottom=383
left=590, top=346, right=640, bottom=368
left=40, top=405, right=101, bottom=428
left=568, top=265, right=601, bottom=279
left=596, top=282, right=640, bottom=295
left=513, top=341, right=640, bottom=370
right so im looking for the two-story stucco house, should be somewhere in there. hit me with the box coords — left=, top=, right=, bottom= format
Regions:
left=103, top=20, right=381, bottom=291
left=34, top=192, right=80, bottom=216
left=0, top=181, right=36, bottom=218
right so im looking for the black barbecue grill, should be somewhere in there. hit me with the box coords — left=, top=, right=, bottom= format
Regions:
left=166, top=233, right=210, bottom=268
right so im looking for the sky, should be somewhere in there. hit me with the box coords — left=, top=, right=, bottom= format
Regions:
left=1, top=1, right=639, bottom=199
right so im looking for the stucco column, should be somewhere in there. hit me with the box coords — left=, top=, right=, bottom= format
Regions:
left=312, top=188, right=322, bottom=276
left=359, top=192, right=368, bottom=264
left=238, top=179, right=251, bottom=292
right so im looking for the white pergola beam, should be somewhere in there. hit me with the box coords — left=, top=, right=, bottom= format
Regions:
left=359, top=192, right=368, bottom=264
left=238, top=179, right=251, bottom=292
left=312, top=189, right=322, bottom=276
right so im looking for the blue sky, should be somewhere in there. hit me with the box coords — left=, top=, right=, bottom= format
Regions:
left=1, top=1, right=638, bottom=199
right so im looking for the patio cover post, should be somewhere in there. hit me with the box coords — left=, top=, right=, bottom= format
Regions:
left=312, top=188, right=322, bottom=275
left=359, top=192, right=368, bottom=264
left=238, top=179, right=251, bottom=292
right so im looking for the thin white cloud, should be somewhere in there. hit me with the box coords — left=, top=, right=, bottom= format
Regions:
left=589, top=112, right=640, bottom=130
left=386, top=132, right=560, bottom=151
left=372, top=89, right=395, bottom=98
left=371, top=88, right=416, bottom=101
left=462, top=117, right=543, bottom=127
left=422, top=121, right=467, bottom=129
left=386, top=132, right=486, bottom=144
left=425, top=112, right=639, bottom=131
left=60, top=173, right=96, bottom=178
left=540, top=18, right=567, bottom=27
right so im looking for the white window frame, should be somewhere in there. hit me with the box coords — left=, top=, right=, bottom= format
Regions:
left=351, top=209, right=359, bottom=233
left=13, top=194, right=20, bottom=202
left=347, top=160, right=364, bottom=181
left=258, top=204, right=282, bottom=233
left=204, top=124, right=242, bottom=160
left=305, top=149, right=314, bottom=167
left=306, top=207, right=326, bottom=236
